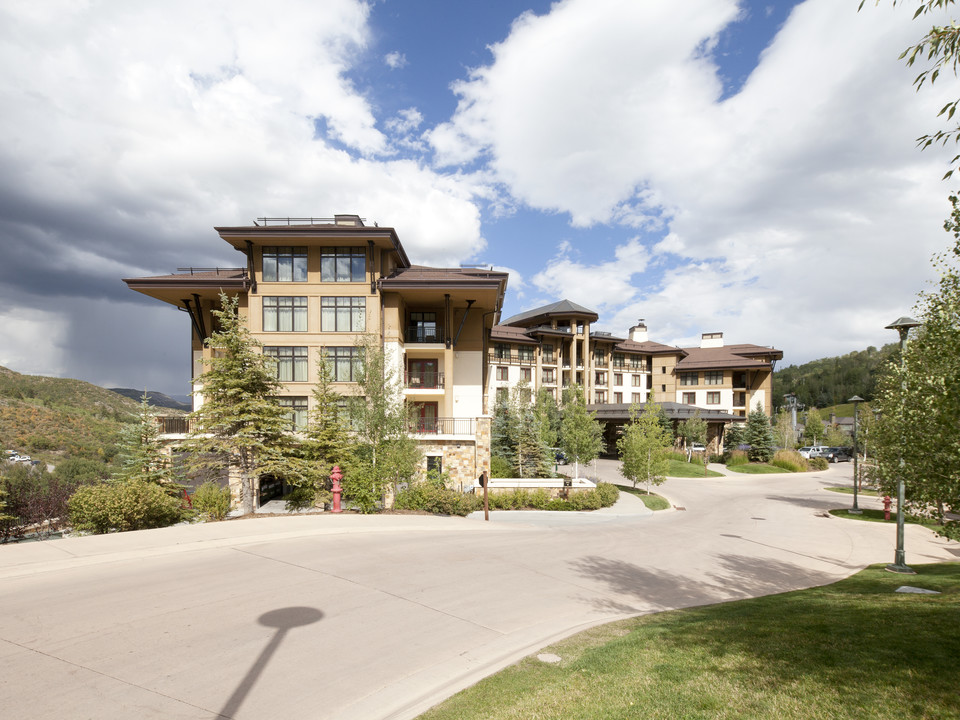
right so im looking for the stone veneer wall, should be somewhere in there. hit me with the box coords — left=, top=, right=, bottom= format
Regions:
left=416, top=415, right=492, bottom=490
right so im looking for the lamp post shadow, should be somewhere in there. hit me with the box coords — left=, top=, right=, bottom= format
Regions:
left=218, top=606, right=324, bottom=719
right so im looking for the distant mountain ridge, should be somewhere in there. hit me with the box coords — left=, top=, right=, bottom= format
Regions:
left=108, top=388, right=191, bottom=412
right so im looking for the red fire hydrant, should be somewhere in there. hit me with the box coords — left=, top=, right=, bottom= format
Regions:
left=883, top=495, right=892, bottom=521
left=330, top=465, right=343, bottom=514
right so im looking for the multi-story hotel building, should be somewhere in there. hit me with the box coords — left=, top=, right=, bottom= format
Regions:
left=488, top=300, right=782, bottom=451
left=124, top=215, right=507, bottom=502
left=124, top=216, right=781, bottom=503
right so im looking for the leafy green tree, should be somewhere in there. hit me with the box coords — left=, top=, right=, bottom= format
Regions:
left=491, top=389, right=517, bottom=468
left=532, top=387, right=561, bottom=449
left=873, top=194, right=960, bottom=538
left=187, top=293, right=292, bottom=515
left=346, top=338, right=420, bottom=511
left=772, top=409, right=795, bottom=449
left=618, top=402, right=672, bottom=493
left=803, top=407, right=825, bottom=445
left=680, top=410, right=708, bottom=463
left=560, top=385, right=604, bottom=479
left=825, top=424, right=852, bottom=448
left=725, top=421, right=746, bottom=450
left=113, top=393, right=180, bottom=493
left=745, top=402, right=775, bottom=463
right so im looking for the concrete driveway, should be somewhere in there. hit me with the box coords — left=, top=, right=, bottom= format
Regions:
left=1, top=461, right=957, bottom=720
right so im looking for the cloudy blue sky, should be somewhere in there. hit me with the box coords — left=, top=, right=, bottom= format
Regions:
left=0, top=0, right=956, bottom=397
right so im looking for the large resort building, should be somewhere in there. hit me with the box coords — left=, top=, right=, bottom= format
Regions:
left=124, top=215, right=782, bottom=506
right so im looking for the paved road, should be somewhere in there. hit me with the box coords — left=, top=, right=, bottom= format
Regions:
left=1, top=461, right=957, bottom=720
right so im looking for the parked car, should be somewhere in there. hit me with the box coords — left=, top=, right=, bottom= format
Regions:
left=690, top=443, right=706, bottom=453
left=820, top=447, right=852, bottom=463
left=798, top=446, right=830, bottom=459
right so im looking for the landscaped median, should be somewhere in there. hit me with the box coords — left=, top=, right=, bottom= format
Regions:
left=418, top=563, right=960, bottom=720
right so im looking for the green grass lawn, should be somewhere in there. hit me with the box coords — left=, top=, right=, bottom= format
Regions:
left=825, top=485, right=882, bottom=497
left=724, top=463, right=785, bottom=474
left=665, top=459, right=724, bottom=478
left=419, top=563, right=960, bottom=720
left=615, top=484, right=671, bottom=511
left=830, top=508, right=945, bottom=532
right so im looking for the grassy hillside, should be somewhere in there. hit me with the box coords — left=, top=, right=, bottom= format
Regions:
left=0, top=366, right=141, bottom=462
left=773, top=344, right=897, bottom=410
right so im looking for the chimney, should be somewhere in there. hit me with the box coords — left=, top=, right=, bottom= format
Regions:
left=700, top=332, right=723, bottom=349
left=629, top=320, right=648, bottom=343
left=334, top=214, right=364, bottom=227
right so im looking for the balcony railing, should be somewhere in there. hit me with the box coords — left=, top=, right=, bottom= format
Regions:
left=404, top=371, right=445, bottom=389
left=409, top=417, right=475, bottom=435
left=156, top=416, right=190, bottom=434
left=406, top=326, right=445, bottom=344
left=489, top=351, right=536, bottom=366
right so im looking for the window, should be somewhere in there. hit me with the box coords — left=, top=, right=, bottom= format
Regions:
left=496, top=387, right=509, bottom=404
left=594, top=390, right=607, bottom=403
left=542, top=369, right=556, bottom=384
left=542, top=344, right=555, bottom=363
left=704, top=370, right=723, bottom=386
left=682, top=392, right=696, bottom=405
left=661, top=384, right=666, bottom=392
left=518, top=347, right=535, bottom=363
left=263, top=296, right=307, bottom=332
left=662, top=366, right=666, bottom=374
left=321, top=297, right=365, bottom=332
left=408, top=312, right=441, bottom=343
left=612, top=353, right=626, bottom=369
left=733, top=372, right=747, bottom=387
left=496, top=366, right=508, bottom=381
left=595, top=348, right=606, bottom=364
left=519, top=388, right=532, bottom=404
left=632, top=392, right=642, bottom=404
left=263, top=346, right=308, bottom=382
left=707, top=391, right=720, bottom=405
left=595, top=371, right=607, bottom=385
left=494, top=344, right=510, bottom=360
left=614, top=373, right=623, bottom=386
left=679, top=372, right=698, bottom=386
left=324, top=347, right=360, bottom=382
left=520, top=367, right=532, bottom=382
left=614, top=392, right=623, bottom=404
left=632, top=374, right=641, bottom=387
left=321, top=247, right=365, bottom=282
left=427, top=455, right=443, bottom=474
left=277, top=397, right=308, bottom=430
left=262, top=247, right=307, bottom=282
left=628, top=356, right=643, bottom=370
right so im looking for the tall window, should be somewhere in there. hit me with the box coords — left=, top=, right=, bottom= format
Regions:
left=679, top=372, right=698, bottom=386
left=263, top=346, right=308, bottom=382
left=542, top=344, right=555, bottom=363
left=613, top=392, right=623, bottom=404
left=632, top=392, right=642, bottom=404
left=704, top=370, right=723, bottom=385
left=408, top=312, right=441, bottom=343
left=595, top=348, right=606, bottom=364
left=612, top=353, right=625, bottom=369
left=595, top=371, right=607, bottom=385
left=321, top=297, right=365, bottom=332
left=632, top=374, right=642, bottom=387
left=595, top=390, right=607, bottom=403
left=520, top=367, right=532, bottom=382
left=496, top=387, right=509, bottom=404
left=496, top=366, right=508, bottom=381
left=324, top=347, right=360, bottom=382
left=517, top=347, right=535, bottom=363
left=277, top=397, right=308, bottom=430
left=706, top=391, right=720, bottom=404
left=263, top=297, right=307, bottom=332
left=494, top=343, right=510, bottom=359
left=542, top=369, right=555, bottom=384
left=321, top=247, right=366, bottom=282
left=262, top=247, right=307, bottom=282
left=682, top=392, right=696, bottom=405
left=614, top=373, right=623, bottom=386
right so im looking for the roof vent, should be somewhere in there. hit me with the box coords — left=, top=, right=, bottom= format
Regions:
left=700, top=332, right=723, bottom=349
left=334, top=214, right=364, bottom=227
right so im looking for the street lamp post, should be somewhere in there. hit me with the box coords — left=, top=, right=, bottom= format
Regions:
left=885, top=316, right=921, bottom=574
left=848, top=395, right=864, bottom=515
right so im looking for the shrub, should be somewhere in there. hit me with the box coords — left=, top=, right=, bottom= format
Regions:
left=192, top=481, right=231, bottom=520
left=595, top=482, right=620, bottom=507
left=68, top=481, right=183, bottom=534
left=809, top=457, right=829, bottom=471
left=490, top=455, right=513, bottom=479
left=725, top=449, right=750, bottom=466
left=394, top=482, right=480, bottom=516
left=666, top=450, right=687, bottom=463
left=771, top=450, right=808, bottom=473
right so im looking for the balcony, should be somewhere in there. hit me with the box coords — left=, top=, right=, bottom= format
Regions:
left=405, top=326, right=445, bottom=344
left=488, top=351, right=536, bottom=366
left=404, top=371, right=445, bottom=389
left=409, top=417, right=475, bottom=436
left=156, top=416, right=190, bottom=435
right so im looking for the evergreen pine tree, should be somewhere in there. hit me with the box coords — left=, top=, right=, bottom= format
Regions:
left=113, top=392, right=180, bottom=494
left=745, top=402, right=775, bottom=462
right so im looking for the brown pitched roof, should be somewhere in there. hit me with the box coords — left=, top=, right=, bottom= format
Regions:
left=676, top=344, right=782, bottom=371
